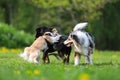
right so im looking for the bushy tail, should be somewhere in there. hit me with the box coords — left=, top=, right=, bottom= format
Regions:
left=19, top=52, right=28, bottom=61
left=73, top=22, right=88, bottom=31
left=19, top=53, right=24, bottom=58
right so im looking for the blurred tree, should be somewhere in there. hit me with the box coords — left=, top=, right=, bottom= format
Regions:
left=92, top=0, right=120, bottom=50
left=0, top=0, right=120, bottom=50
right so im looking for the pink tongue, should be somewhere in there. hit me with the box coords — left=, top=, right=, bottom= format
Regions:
left=67, top=44, right=71, bottom=47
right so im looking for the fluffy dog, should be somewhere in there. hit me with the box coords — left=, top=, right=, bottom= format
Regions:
left=19, top=32, right=61, bottom=64
left=35, top=26, right=71, bottom=64
left=64, top=22, right=95, bottom=66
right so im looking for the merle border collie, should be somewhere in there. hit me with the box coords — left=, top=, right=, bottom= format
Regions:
left=64, top=22, right=95, bottom=66
left=35, top=26, right=71, bottom=64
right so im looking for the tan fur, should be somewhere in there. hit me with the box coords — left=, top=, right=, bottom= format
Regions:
left=24, top=37, right=47, bottom=63
left=20, top=33, right=56, bottom=64
left=52, top=28, right=58, bottom=34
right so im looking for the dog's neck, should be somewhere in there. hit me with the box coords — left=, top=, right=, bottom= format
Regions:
left=43, top=36, right=52, bottom=44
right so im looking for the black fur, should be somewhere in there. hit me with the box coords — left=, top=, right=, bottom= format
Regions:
left=71, top=34, right=80, bottom=44
left=86, top=32, right=95, bottom=48
left=35, top=26, right=71, bottom=64
left=35, top=26, right=53, bottom=38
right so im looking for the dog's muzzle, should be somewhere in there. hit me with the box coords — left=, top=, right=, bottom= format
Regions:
left=64, top=38, right=73, bottom=47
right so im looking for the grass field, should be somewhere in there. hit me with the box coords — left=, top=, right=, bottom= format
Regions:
left=0, top=47, right=120, bottom=80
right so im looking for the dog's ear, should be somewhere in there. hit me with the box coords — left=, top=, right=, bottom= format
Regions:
left=52, top=28, right=58, bottom=33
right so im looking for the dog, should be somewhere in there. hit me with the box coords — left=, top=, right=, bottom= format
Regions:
left=19, top=32, right=61, bottom=64
left=64, top=22, right=95, bottom=66
left=35, top=26, right=71, bottom=64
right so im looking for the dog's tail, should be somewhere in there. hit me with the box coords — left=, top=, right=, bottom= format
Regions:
left=73, top=22, right=88, bottom=31
left=19, top=53, right=24, bottom=58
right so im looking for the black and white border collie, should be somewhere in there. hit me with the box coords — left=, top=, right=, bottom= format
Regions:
left=35, top=26, right=71, bottom=64
left=64, top=22, right=95, bottom=66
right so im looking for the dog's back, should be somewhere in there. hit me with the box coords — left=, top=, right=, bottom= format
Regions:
left=19, top=36, right=47, bottom=62
left=31, top=37, right=47, bottom=50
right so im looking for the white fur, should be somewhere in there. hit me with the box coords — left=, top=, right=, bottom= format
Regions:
left=85, top=54, right=92, bottom=64
left=64, top=22, right=94, bottom=66
left=73, top=22, right=88, bottom=31
left=71, top=31, right=90, bottom=56
left=51, top=34, right=61, bottom=43
left=72, top=31, right=94, bottom=65
left=74, top=55, right=80, bottom=66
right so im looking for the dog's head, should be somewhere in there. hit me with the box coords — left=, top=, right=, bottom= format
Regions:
left=35, top=26, right=62, bottom=44
left=35, top=26, right=53, bottom=39
left=43, top=32, right=61, bottom=44
left=35, top=26, right=59, bottom=38
left=64, top=36, right=73, bottom=47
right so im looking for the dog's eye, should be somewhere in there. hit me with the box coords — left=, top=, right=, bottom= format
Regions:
left=45, top=33, right=52, bottom=36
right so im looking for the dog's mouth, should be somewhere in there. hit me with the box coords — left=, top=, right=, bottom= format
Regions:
left=64, top=39, right=73, bottom=47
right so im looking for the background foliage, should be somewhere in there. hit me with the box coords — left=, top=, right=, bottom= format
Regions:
left=0, top=23, right=34, bottom=48
left=0, top=0, right=120, bottom=50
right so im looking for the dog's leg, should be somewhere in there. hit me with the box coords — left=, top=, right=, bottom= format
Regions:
left=34, top=55, right=40, bottom=64
left=63, top=55, right=67, bottom=64
left=89, top=54, right=92, bottom=64
left=85, top=54, right=92, bottom=64
left=43, top=51, right=50, bottom=63
left=86, top=54, right=92, bottom=64
left=85, top=48, right=93, bottom=64
left=58, top=51, right=66, bottom=64
left=74, top=52, right=81, bottom=66
left=28, top=54, right=33, bottom=63
left=63, top=54, right=70, bottom=64
left=34, top=58, right=39, bottom=64
left=65, top=54, right=70, bottom=64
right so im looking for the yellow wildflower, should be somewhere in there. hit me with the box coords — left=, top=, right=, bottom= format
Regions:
left=1, top=47, right=8, bottom=53
left=33, top=69, right=40, bottom=75
left=79, top=73, right=90, bottom=80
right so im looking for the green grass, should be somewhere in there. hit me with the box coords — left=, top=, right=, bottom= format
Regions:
left=0, top=50, right=120, bottom=80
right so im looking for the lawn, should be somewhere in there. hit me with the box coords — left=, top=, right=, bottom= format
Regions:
left=0, top=47, right=120, bottom=80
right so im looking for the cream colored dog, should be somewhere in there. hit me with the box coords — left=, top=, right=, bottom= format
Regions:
left=19, top=32, right=61, bottom=64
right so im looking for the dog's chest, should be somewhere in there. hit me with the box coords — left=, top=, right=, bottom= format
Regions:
left=72, top=42, right=89, bottom=56
left=40, top=42, right=48, bottom=51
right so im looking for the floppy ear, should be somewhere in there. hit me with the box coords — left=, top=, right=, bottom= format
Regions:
left=35, top=27, right=44, bottom=36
